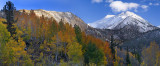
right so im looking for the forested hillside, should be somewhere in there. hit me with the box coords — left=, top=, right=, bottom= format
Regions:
left=0, top=1, right=160, bottom=66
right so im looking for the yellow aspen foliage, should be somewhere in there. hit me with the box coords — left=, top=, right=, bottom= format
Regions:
left=25, top=22, right=32, bottom=39
left=142, top=41, right=160, bottom=66
left=0, top=23, right=33, bottom=65
left=113, top=49, right=124, bottom=66
left=0, top=17, right=6, bottom=23
left=89, top=63, right=97, bottom=66
left=67, top=40, right=83, bottom=64
left=103, top=55, right=108, bottom=65
left=140, top=61, right=147, bottom=66
left=1, top=37, right=33, bottom=65
left=0, top=18, right=10, bottom=44
left=60, top=59, right=68, bottom=66
left=0, top=18, right=11, bottom=65
left=156, top=52, right=160, bottom=66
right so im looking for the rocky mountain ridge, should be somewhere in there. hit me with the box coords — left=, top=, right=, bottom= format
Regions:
left=19, top=9, right=88, bottom=31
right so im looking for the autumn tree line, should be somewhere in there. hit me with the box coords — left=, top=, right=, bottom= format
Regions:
left=0, top=1, right=160, bottom=66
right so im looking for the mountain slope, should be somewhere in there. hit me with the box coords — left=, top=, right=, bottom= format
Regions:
left=19, top=9, right=88, bottom=31
left=89, top=11, right=158, bottom=32
left=122, top=29, right=160, bottom=53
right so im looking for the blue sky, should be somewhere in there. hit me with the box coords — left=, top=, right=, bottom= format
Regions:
left=0, top=0, right=160, bottom=26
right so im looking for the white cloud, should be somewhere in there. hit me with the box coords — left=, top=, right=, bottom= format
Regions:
left=149, top=3, right=152, bottom=5
left=141, top=5, right=148, bottom=11
left=155, top=3, right=159, bottom=6
left=149, top=2, right=159, bottom=6
left=141, top=5, right=148, bottom=9
left=109, top=1, right=139, bottom=12
left=91, top=0, right=154, bottom=12
left=92, top=0, right=103, bottom=3
left=106, top=0, right=113, bottom=3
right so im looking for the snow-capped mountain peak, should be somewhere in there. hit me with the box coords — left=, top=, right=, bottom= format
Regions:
left=88, top=11, right=157, bottom=32
left=118, top=11, right=146, bottom=22
left=121, top=11, right=136, bottom=16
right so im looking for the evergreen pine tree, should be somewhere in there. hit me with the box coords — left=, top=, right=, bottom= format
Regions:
left=126, top=46, right=131, bottom=65
left=110, top=35, right=119, bottom=61
left=3, top=1, right=16, bottom=36
left=84, top=42, right=104, bottom=65
left=74, top=24, right=82, bottom=44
